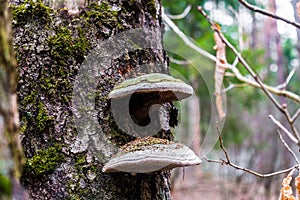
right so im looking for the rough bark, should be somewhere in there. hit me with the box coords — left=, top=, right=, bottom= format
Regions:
left=11, top=0, right=175, bottom=199
left=0, top=0, right=24, bottom=199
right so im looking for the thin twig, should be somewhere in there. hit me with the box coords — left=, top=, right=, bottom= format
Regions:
left=238, top=0, right=300, bottom=29
left=283, top=106, right=300, bottom=140
left=291, top=108, right=300, bottom=123
left=227, top=64, right=300, bottom=103
left=276, top=65, right=298, bottom=89
left=197, top=6, right=300, bottom=144
left=163, top=11, right=300, bottom=103
left=169, top=57, right=190, bottom=65
left=268, top=115, right=298, bottom=144
left=216, top=122, right=230, bottom=161
left=232, top=57, right=239, bottom=67
left=166, top=5, right=192, bottom=19
left=198, top=6, right=283, bottom=112
left=204, top=155, right=299, bottom=178
left=224, top=72, right=235, bottom=77
left=222, top=83, right=248, bottom=93
left=162, top=11, right=217, bottom=62
left=277, top=130, right=300, bottom=164
left=202, top=123, right=300, bottom=178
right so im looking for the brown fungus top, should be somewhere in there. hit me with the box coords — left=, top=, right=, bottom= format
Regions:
left=118, top=136, right=173, bottom=154
left=102, top=137, right=201, bottom=173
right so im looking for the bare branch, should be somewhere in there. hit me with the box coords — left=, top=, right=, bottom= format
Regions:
left=276, top=65, right=298, bottom=89
left=238, top=0, right=300, bottom=29
left=165, top=5, right=192, bottom=19
left=277, top=130, right=300, bottom=164
left=268, top=115, right=298, bottom=144
left=227, top=64, right=300, bottom=103
left=215, top=122, right=230, bottom=161
left=163, top=10, right=300, bottom=104
left=198, top=6, right=285, bottom=112
left=202, top=123, right=300, bottom=178
left=232, top=57, right=239, bottom=67
left=204, top=155, right=299, bottom=178
left=292, top=108, right=300, bottom=123
left=197, top=6, right=300, bottom=144
left=169, top=57, right=190, bottom=65
left=162, top=11, right=217, bottom=62
left=222, top=83, right=248, bottom=93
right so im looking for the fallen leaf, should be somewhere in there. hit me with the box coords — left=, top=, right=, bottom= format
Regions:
left=279, top=169, right=296, bottom=200
left=295, top=171, right=300, bottom=199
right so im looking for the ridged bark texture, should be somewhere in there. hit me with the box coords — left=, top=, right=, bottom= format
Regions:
left=11, top=0, right=175, bottom=199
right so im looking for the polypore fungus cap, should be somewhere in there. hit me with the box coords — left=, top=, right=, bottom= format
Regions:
left=102, top=137, right=201, bottom=173
left=108, top=73, right=193, bottom=102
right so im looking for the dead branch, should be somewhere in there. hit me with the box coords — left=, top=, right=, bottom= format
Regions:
left=291, top=108, right=300, bottom=123
left=277, top=130, right=300, bottom=164
left=197, top=6, right=300, bottom=145
left=169, top=57, right=190, bottom=65
left=238, top=0, right=300, bottom=29
left=222, top=83, right=248, bottom=93
left=268, top=115, right=298, bottom=144
left=162, top=11, right=216, bottom=62
left=202, top=123, right=299, bottom=178
left=166, top=5, right=192, bottom=19
left=162, top=11, right=300, bottom=104
left=198, top=6, right=282, bottom=111
left=227, top=63, right=300, bottom=104
left=276, top=65, right=298, bottom=89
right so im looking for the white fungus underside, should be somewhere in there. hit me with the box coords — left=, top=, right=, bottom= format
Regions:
left=102, top=143, right=202, bottom=173
left=108, top=81, right=194, bottom=100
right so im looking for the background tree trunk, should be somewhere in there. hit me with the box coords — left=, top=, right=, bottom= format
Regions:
left=292, top=0, right=300, bottom=57
left=11, top=0, right=175, bottom=199
left=0, top=0, right=24, bottom=199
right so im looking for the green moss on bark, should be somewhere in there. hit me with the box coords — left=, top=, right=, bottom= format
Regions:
left=147, top=0, right=157, bottom=18
left=23, top=144, right=63, bottom=177
left=85, top=2, right=123, bottom=30
left=36, top=101, right=54, bottom=132
left=48, top=27, right=90, bottom=65
left=11, top=0, right=53, bottom=27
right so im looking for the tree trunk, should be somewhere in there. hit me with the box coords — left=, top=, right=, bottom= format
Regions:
left=292, top=0, right=300, bottom=57
left=0, top=0, right=24, bottom=199
left=265, top=0, right=285, bottom=100
left=11, top=0, right=175, bottom=199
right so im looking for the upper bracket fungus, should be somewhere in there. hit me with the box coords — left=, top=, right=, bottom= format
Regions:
left=109, top=73, right=193, bottom=102
left=109, top=73, right=194, bottom=137
left=102, top=137, right=201, bottom=173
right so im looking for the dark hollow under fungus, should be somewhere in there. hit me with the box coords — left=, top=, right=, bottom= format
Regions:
left=109, top=73, right=194, bottom=137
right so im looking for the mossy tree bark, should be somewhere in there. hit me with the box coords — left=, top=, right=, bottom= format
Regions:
left=0, top=0, right=24, bottom=199
left=11, top=0, right=176, bottom=199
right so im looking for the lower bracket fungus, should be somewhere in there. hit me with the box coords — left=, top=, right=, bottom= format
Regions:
left=102, top=137, right=201, bottom=173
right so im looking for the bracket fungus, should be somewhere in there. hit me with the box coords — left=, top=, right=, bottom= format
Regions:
left=109, top=73, right=194, bottom=136
left=102, top=137, right=201, bottom=173
left=109, top=73, right=193, bottom=102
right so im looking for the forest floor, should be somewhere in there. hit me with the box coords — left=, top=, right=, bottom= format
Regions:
left=171, top=165, right=278, bottom=200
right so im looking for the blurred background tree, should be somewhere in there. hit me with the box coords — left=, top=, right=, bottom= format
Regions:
left=163, top=0, right=300, bottom=199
